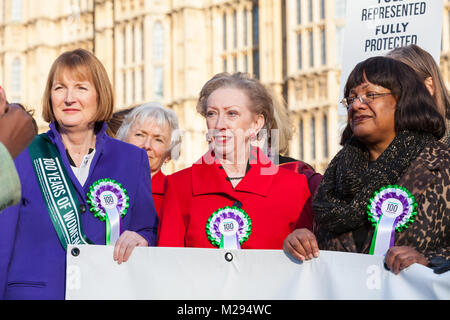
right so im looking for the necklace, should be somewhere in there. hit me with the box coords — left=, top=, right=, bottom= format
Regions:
left=228, top=176, right=245, bottom=180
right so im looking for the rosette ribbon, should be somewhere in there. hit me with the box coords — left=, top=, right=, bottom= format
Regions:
left=87, top=179, right=129, bottom=245
left=367, top=185, right=417, bottom=256
left=206, top=206, right=252, bottom=249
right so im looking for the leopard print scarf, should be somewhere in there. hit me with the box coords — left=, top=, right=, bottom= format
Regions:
left=442, top=118, right=450, bottom=146
left=312, top=130, right=431, bottom=234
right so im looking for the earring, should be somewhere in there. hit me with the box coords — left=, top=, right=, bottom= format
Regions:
left=206, top=132, right=212, bottom=142
left=249, top=131, right=257, bottom=141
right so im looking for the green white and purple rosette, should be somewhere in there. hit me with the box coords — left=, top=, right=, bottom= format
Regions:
left=367, top=185, right=417, bottom=256
left=206, top=206, right=252, bottom=249
left=87, top=178, right=129, bottom=245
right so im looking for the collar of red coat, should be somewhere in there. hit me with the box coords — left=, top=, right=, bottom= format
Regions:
left=151, top=170, right=166, bottom=195
left=191, top=147, right=278, bottom=197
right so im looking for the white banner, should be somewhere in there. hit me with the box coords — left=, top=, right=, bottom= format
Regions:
left=65, top=245, right=450, bottom=300
left=338, top=0, right=444, bottom=119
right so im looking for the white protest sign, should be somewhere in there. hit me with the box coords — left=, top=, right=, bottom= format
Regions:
left=65, top=245, right=450, bottom=300
left=338, top=0, right=445, bottom=119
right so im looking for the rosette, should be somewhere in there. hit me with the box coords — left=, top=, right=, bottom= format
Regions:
left=367, top=185, right=417, bottom=256
left=87, top=178, right=129, bottom=245
left=206, top=206, right=252, bottom=249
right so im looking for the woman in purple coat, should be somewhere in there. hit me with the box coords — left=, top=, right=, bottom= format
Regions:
left=0, top=49, right=158, bottom=300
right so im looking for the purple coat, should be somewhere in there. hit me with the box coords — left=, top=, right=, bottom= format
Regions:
left=0, top=122, right=158, bottom=300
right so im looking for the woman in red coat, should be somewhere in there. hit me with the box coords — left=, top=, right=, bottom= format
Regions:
left=116, top=103, right=182, bottom=215
left=157, top=72, right=310, bottom=250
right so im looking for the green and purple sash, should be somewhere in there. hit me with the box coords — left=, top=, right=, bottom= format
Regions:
left=28, top=133, right=92, bottom=250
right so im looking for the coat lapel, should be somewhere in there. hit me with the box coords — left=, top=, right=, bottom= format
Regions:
left=151, top=170, right=166, bottom=195
left=192, top=151, right=232, bottom=196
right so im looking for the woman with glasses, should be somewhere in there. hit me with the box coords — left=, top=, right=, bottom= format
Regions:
left=283, top=56, right=449, bottom=274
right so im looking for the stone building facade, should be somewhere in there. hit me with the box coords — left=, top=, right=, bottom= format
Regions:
left=1, top=0, right=449, bottom=174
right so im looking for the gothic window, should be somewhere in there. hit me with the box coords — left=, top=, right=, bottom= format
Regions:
left=152, top=22, right=164, bottom=100
left=132, top=25, right=136, bottom=63
left=320, top=0, right=325, bottom=20
left=252, top=5, right=259, bottom=78
left=141, top=68, right=145, bottom=101
left=11, top=0, right=22, bottom=21
left=297, top=33, right=302, bottom=69
left=308, top=0, right=313, bottom=22
left=323, top=114, right=329, bottom=158
left=335, top=0, right=347, bottom=18
left=223, top=12, right=227, bottom=50
left=299, top=118, right=304, bottom=160
left=123, top=27, right=127, bottom=64
left=153, top=66, right=164, bottom=100
left=233, top=10, right=237, bottom=49
left=309, top=31, right=314, bottom=67
left=141, top=22, right=145, bottom=61
left=223, top=57, right=227, bottom=72
left=153, top=22, right=164, bottom=62
left=311, top=116, right=316, bottom=160
left=243, top=8, right=248, bottom=46
left=12, top=57, right=21, bottom=92
left=244, top=55, right=248, bottom=73
left=321, top=28, right=326, bottom=65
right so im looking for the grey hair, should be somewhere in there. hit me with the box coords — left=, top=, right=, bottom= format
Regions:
left=116, top=102, right=182, bottom=160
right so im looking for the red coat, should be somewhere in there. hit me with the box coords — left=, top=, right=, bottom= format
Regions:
left=279, top=159, right=323, bottom=231
left=157, top=148, right=310, bottom=249
left=152, top=170, right=167, bottom=217
left=151, top=170, right=167, bottom=217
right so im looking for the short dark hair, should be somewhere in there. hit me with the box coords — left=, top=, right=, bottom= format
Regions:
left=340, top=56, right=445, bottom=145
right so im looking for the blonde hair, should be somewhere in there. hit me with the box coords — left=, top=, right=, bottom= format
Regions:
left=387, top=44, right=450, bottom=121
left=42, top=49, right=114, bottom=123
left=197, top=72, right=292, bottom=154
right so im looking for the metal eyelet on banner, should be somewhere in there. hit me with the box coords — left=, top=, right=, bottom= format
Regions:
left=225, top=252, right=233, bottom=262
left=71, top=247, right=80, bottom=257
